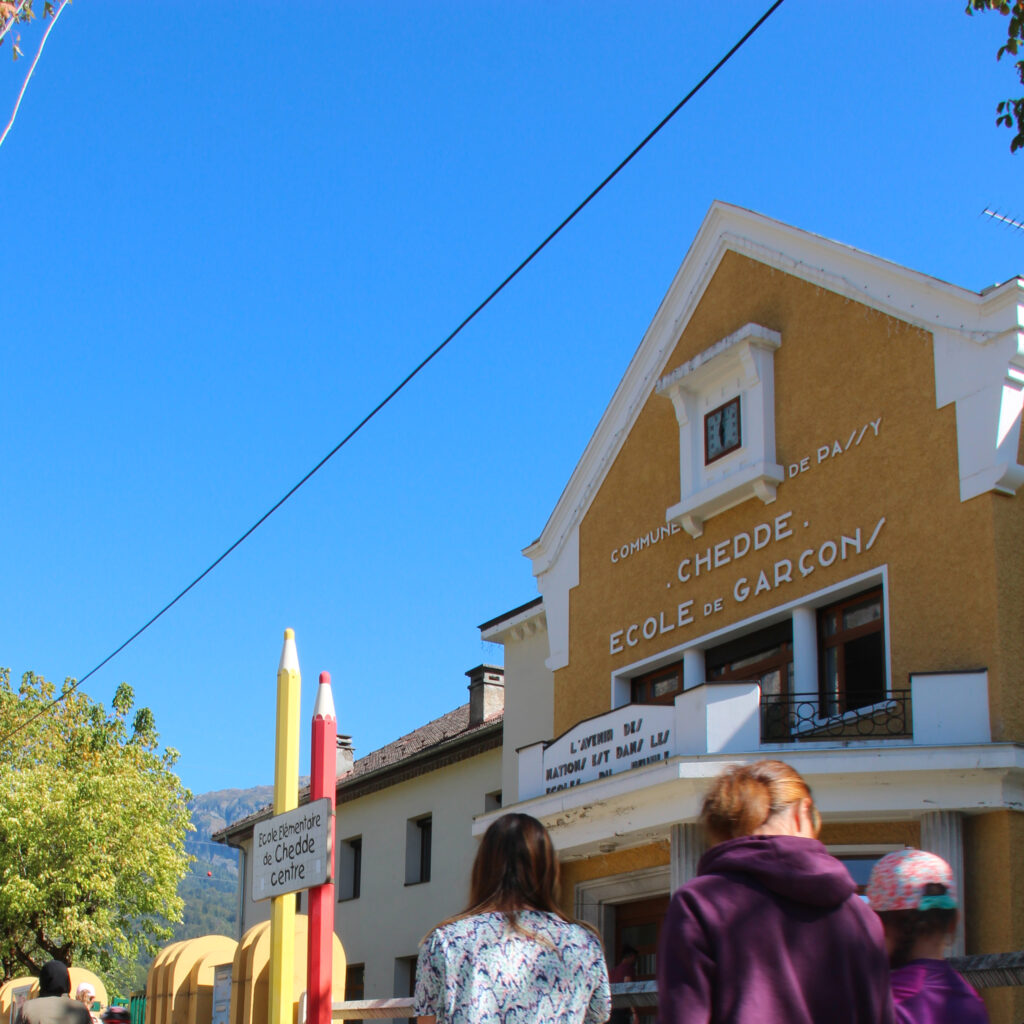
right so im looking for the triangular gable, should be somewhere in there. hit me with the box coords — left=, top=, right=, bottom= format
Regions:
left=525, top=201, right=1024, bottom=671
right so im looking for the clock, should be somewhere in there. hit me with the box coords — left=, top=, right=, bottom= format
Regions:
left=704, top=397, right=741, bottom=464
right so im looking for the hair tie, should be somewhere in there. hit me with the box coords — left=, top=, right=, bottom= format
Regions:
left=917, top=893, right=957, bottom=912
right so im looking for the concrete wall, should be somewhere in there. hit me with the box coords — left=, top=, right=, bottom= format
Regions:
left=332, top=747, right=501, bottom=1001
left=500, top=625, right=553, bottom=805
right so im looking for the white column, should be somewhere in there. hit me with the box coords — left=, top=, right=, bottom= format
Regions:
left=670, top=823, right=707, bottom=893
left=791, top=605, right=817, bottom=694
left=683, top=648, right=705, bottom=690
left=920, top=811, right=965, bottom=956
left=574, top=886, right=613, bottom=956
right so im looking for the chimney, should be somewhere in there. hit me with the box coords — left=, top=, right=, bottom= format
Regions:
left=467, top=665, right=504, bottom=726
left=336, top=734, right=355, bottom=778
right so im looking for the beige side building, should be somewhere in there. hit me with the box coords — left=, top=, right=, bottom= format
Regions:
left=479, top=203, right=1024, bottom=1023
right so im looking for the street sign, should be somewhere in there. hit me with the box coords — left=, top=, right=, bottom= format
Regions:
left=252, top=797, right=333, bottom=901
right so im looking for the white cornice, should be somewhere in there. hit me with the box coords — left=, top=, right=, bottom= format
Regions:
left=474, top=743, right=1024, bottom=853
left=481, top=602, right=547, bottom=645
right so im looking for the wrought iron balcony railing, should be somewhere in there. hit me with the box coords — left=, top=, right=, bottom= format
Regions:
left=760, top=689, right=912, bottom=743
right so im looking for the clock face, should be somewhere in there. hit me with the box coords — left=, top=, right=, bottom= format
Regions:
left=704, top=397, right=741, bottom=464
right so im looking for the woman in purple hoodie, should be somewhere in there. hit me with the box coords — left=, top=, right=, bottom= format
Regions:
left=657, top=759, right=894, bottom=1024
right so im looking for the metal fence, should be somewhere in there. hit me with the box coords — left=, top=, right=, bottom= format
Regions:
left=760, top=689, right=912, bottom=743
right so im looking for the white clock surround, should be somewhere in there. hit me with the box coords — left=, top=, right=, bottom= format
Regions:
left=655, top=322, right=784, bottom=538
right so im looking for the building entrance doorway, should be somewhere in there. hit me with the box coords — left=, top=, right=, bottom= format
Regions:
left=612, top=895, right=669, bottom=1019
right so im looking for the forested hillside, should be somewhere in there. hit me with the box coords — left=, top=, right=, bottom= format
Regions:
left=173, top=786, right=275, bottom=941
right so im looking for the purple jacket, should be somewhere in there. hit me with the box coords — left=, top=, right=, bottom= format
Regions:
left=657, top=835, right=895, bottom=1024
left=890, top=960, right=988, bottom=1024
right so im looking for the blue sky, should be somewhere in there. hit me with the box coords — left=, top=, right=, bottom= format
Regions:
left=2, top=1, right=1021, bottom=795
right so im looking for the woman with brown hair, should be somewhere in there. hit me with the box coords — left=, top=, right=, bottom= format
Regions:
left=413, top=812, right=611, bottom=1024
left=657, top=759, right=894, bottom=1024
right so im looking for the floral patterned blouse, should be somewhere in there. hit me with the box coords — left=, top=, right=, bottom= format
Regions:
left=413, top=910, right=611, bottom=1023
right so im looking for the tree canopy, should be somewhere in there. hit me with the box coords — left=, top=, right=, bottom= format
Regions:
left=0, top=669, right=193, bottom=985
left=968, top=0, right=1024, bottom=151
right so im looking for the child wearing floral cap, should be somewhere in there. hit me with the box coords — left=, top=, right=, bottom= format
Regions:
left=866, top=849, right=988, bottom=1024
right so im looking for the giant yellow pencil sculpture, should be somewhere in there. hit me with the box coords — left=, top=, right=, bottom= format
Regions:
left=270, top=628, right=301, bottom=1024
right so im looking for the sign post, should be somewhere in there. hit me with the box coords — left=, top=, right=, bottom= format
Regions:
left=307, top=671, right=337, bottom=1024
left=252, top=799, right=333, bottom=900
left=270, top=629, right=301, bottom=1024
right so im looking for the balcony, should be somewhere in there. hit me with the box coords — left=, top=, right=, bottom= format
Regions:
left=760, top=689, right=912, bottom=743
left=515, top=670, right=991, bottom=802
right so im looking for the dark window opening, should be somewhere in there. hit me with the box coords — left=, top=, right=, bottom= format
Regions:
left=818, top=588, right=885, bottom=713
left=406, top=814, right=432, bottom=885
left=345, top=964, right=364, bottom=1024
left=339, top=836, right=362, bottom=901
left=418, top=817, right=432, bottom=883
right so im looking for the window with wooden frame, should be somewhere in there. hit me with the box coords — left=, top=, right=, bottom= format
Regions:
left=706, top=620, right=794, bottom=698
left=631, top=661, right=684, bottom=706
left=818, top=587, right=885, bottom=714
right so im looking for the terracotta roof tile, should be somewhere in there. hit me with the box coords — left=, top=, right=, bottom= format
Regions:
left=214, top=702, right=503, bottom=839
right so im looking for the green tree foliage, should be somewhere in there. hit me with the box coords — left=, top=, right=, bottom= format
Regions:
left=968, top=0, right=1024, bottom=151
left=0, top=669, right=193, bottom=984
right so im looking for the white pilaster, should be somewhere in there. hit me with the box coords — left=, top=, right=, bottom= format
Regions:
left=920, top=810, right=965, bottom=956
left=683, top=648, right=705, bottom=690
left=792, top=605, right=817, bottom=694
left=670, top=823, right=707, bottom=893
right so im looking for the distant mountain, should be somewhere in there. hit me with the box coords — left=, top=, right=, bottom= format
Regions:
left=172, top=784, right=277, bottom=944
left=186, top=785, right=276, bottom=872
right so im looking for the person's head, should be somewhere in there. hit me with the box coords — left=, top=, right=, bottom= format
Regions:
left=701, top=759, right=821, bottom=846
left=866, top=849, right=958, bottom=966
left=618, top=944, right=638, bottom=966
left=38, top=961, right=71, bottom=998
left=75, top=984, right=95, bottom=1007
left=467, top=812, right=561, bottom=916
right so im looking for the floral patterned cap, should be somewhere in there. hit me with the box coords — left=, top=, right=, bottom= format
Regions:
left=866, top=849, right=957, bottom=912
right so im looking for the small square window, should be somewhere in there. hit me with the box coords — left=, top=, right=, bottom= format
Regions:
left=485, top=790, right=502, bottom=812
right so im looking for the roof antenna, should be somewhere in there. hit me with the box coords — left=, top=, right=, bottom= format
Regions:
left=982, top=207, right=1024, bottom=231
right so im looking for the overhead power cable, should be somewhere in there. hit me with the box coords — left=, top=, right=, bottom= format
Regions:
left=0, top=0, right=786, bottom=746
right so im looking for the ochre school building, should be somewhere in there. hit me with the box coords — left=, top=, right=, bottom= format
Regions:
left=479, top=202, right=1024, bottom=1023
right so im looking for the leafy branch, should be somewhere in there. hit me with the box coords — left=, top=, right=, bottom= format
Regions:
left=0, top=0, right=68, bottom=151
left=967, top=0, right=1024, bottom=151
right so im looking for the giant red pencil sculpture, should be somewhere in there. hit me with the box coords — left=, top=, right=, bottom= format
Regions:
left=307, top=670, right=337, bottom=1024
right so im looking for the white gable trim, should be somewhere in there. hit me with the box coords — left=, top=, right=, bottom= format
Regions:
left=524, top=202, right=1024, bottom=669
